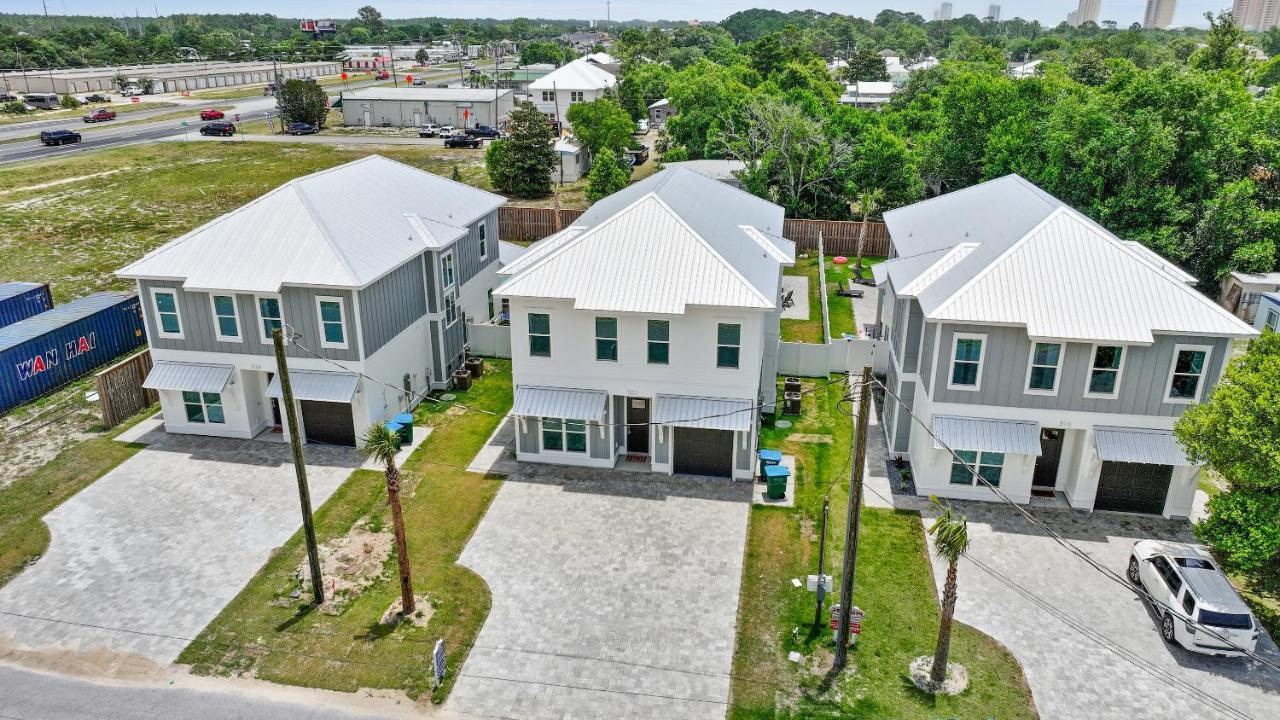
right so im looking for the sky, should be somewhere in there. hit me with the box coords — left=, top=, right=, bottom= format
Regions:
left=12, top=1, right=1233, bottom=28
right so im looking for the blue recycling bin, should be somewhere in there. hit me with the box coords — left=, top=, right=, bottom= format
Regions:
left=764, top=464, right=789, bottom=500
left=385, top=422, right=405, bottom=445
left=758, top=449, right=783, bottom=467
left=393, top=413, right=414, bottom=444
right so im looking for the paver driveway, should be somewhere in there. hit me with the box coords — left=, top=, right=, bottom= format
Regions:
left=925, top=502, right=1280, bottom=720
left=0, top=424, right=359, bottom=664
left=446, top=468, right=751, bottom=720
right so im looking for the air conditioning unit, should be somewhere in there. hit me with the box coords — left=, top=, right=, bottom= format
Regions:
left=783, top=391, right=802, bottom=415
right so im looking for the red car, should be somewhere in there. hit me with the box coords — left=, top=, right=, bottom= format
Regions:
left=375, top=70, right=390, bottom=80
left=82, top=108, right=117, bottom=123
left=199, top=108, right=225, bottom=121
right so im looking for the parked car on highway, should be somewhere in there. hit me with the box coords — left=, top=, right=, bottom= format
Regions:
left=464, top=125, right=501, bottom=139
left=412, top=79, right=428, bottom=86
left=287, top=122, right=319, bottom=135
left=82, top=94, right=111, bottom=103
left=199, top=108, right=225, bottom=121
left=199, top=121, right=236, bottom=137
left=418, top=123, right=443, bottom=137
left=375, top=71, right=390, bottom=80
left=39, top=129, right=81, bottom=146
left=81, top=108, right=117, bottom=123
left=443, top=135, right=482, bottom=149
left=1128, top=540, right=1260, bottom=657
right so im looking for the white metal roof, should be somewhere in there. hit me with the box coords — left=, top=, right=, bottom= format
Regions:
left=932, top=416, right=1042, bottom=456
left=118, top=156, right=505, bottom=292
left=648, top=98, right=670, bottom=108
left=512, top=386, right=607, bottom=421
left=497, top=226, right=587, bottom=277
left=266, top=370, right=359, bottom=403
left=553, top=137, right=582, bottom=154
left=662, top=159, right=746, bottom=182
left=342, top=87, right=512, bottom=103
left=1120, top=240, right=1198, bottom=285
left=584, top=52, right=617, bottom=65
left=528, top=59, right=618, bottom=91
left=498, top=240, right=529, bottom=268
left=143, top=362, right=233, bottom=394
left=653, top=394, right=754, bottom=432
left=1228, top=270, right=1280, bottom=286
left=1094, top=427, right=1190, bottom=466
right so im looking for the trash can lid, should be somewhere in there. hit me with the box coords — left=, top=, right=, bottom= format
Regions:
left=394, top=413, right=414, bottom=424
left=385, top=422, right=403, bottom=432
left=763, top=465, right=789, bottom=478
left=758, top=449, right=783, bottom=461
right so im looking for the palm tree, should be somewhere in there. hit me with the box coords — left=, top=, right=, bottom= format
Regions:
left=358, top=423, right=415, bottom=616
left=927, top=497, right=970, bottom=685
left=853, top=187, right=884, bottom=272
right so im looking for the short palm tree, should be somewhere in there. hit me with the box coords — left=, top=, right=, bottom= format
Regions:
left=853, top=187, right=884, bottom=271
left=359, top=423, right=415, bottom=616
left=927, top=497, right=970, bottom=685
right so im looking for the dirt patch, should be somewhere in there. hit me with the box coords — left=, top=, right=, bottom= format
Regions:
left=0, top=381, right=107, bottom=488
left=0, top=635, right=167, bottom=681
left=294, top=521, right=394, bottom=615
left=379, top=594, right=435, bottom=628
left=787, top=433, right=833, bottom=444
left=799, top=516, right=818, bottom=542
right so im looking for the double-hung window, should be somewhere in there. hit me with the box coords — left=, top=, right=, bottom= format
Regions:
left=1086, top=345, right=1124, bottom=397
left=528, top=312, right=551, bottom=357
left=182, top=391, right=225, bottom=424
left=1166, top=345, right=1211, bottom=403
left=716, top=323, right=741, bottom=369
left=256, top=295, right=282, bottom=342
left=478, top=223, right=488, bottom=259
left=443, top=290, right=458, bottom=327
left=210, top=294, right=240, bottom=342
left=949, top=450, right=1004, bottom=487
left=948, top=333, right=985, bottom=390
left=1265, top=308, right=1279, bottom=333
left=595, top=317, right=618, bottom=361
left=541, top=90, right=554, bottom=102
left=316, top=296, right=347, bottom=349
left=541, top=417, right=586, bottom=453
left=647, top=320, right=669, bottom=365
left=441, top=252, right=456, bottom=289
left=570, top=91, right=584, bottom=102
left=151, top=289, right=183, bottom=339
left=1025, top=342, right=1062, bottom=394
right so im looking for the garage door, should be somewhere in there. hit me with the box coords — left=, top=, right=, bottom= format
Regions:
left=1095, top=461, right=1172, bottom=514
left=673, top=428, right=734, bottom=478
left=300, top=400, right=356, bottom=447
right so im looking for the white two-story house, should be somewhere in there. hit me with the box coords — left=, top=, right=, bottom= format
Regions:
left=495, top=167, right=792, bottom=479
left=117, top=155, right=506, bottom=446
left=873, top=175, right=1257, bottom=517
left=528, top=58, right=617, bottom=131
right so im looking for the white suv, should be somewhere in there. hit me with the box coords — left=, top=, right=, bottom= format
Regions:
left=1128, top=540, right=1260, bottom=657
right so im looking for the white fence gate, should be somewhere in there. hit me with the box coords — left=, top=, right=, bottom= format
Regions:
left=778, top=338, right=888, bottom=378
left=468, top=323, right=512, bottom=358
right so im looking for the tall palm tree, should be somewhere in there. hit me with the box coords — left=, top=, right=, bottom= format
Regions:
left=927, top=497, right=970, bottom=685
left=854, top=188, right=884, bottom=272
left=359, top=423, right=415, bottom=616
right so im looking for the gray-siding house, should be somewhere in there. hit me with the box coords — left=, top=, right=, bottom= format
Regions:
left=117, top=155, right=506, bottom=446
left=872, top=175, right=1257, bottom=517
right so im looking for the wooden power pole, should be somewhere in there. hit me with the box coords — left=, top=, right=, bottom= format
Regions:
left=834, top=365, right=872, bottom=670
left=273, top=328, right=325, bottom=605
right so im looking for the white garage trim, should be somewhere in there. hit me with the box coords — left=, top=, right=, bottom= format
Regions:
left=1094, top=426, right=1190, bottom=466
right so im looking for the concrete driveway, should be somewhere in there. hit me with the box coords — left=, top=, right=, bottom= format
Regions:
left=0, top=420, right=359, bottom=665
left=926, top=502, right=1280, bottom=720
left=446, top=466, right=751, bottom=720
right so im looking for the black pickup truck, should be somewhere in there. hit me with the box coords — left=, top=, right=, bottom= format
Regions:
left=464, top=125, right=502, bottom=139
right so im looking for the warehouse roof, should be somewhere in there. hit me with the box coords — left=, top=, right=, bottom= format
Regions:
left=118, top=156, right=504, bottom=293
left=341, top=86, right=512, bottom=103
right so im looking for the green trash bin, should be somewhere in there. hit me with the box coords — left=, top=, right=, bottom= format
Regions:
left=393, top=413, right=413, bottom=444
left=764, top=465, right=788, bottom=500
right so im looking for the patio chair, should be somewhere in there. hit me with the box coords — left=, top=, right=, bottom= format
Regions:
left=781, top=289, right=795, bottom=309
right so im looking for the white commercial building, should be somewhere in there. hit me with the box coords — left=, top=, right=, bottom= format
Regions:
left=528, top=58, right=618, bottom=131
left=339, top=87, right=514, bottom=129
left=0, top=60, right=340, bottom=95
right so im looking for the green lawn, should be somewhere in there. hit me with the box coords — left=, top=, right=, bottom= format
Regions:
left=730, top=378, right=1037, bottom=719
left=0, top=101, right=174, bottom=125
left=781, top=256, right=883, bottom=344
left=179, top=360, right=513, bottom=704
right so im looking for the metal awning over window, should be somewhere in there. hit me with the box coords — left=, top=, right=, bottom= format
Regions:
left=932, top=415, right=1042, bottom=456
left=266, top=370, right=359, bottom=403
left=1095, top=427, right=1190, bottom=466
left=512, top=386, right=607, bottom=422
left=654, top=394, right=754, bottom=432
left=143, top=361, right=233, bottom=394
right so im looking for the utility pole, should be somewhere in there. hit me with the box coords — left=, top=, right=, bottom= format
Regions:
left=834, top=365, right=872, bottom=670
left=813, top=496, right=830, bottom=627
left=388, top=41, right=398, bottom=87
left=273, top=328, right=325, bottom=606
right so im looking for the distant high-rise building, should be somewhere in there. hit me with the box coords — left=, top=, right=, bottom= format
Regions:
left=1067, top=0, right=1101, bottom=27
left=1233, top=0, right=1280, bottom=31
left=934, top=2, right=954, bottom=21
left=1143, top=0, right=1176, bottom=28
left=987, top=4, right=1002, bottom=21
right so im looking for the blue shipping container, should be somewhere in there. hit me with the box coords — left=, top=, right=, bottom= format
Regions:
left=0, top=292, right=147, bottom=415
left=0, top=282, right=53, bottom=329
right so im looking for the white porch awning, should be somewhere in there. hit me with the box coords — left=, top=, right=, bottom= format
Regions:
left=1094, top=427, right=1190, bottom=466
left=653, top=394, right=754, bottom=432
left=932, top=415, right=1042, bottom=456
left=142, top=361, right=233, bottom=394
left=512, top=386, right=607, bottom=422
left=265, top=370, right=359, bottom=403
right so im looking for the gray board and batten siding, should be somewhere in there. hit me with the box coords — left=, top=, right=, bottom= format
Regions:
left=358, top=256, right=427, bottom=356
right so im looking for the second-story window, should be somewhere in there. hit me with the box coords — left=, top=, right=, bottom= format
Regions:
left=528, top=312, right=551, bottom=357
left=478, top=223, right=488, bottom=259
left=210, top=294, right=240, bottom=342
left=595, top=317, right=618, bottom=361
left=151, top=289, right=183, bottom=339
left=570, top=91, right=584, bottom=102
left=1026, top=342, right=1062, bottom=394
left=257, top=296, right=282, bottom=341
left=444, top=290, right=458, bottom=327
left=541, top=90, right=553, bottom=102
left=316, top=296, right=347, bottom=349
left=647, top=319, right=669, bottom=365
left=717, top=323, right=741, bottom=369
left=441, top=252, right=456, bottom=289
left=1167, top=345, right=1211, bottom=403
left=1087, top=345, right=1124, bottom=397
left=948, top=333, right=985, bottom=390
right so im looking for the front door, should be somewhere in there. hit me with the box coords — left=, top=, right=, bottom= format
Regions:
left=1033, top=428, right=1064, bottom=488
left=626, top=398, right=649, bottom=454
left=267, top=373, right=282, bottom=427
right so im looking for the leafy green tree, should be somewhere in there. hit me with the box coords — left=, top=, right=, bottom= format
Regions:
left=1185, top=180, right=1280, bottom=285
left=355, top=5, right=386, bottom=36
left=618, top=62, right=674, bottom=120
left=415, top=47, right=429, bottom=65
left=565, top=96, right=634, bottom=155
left=586, top=147, right=631, bottom=202
left=846, top=125, right=923, bottom=211
left=839, top=48, right=889, bottom=83
left=277, top=78, right=329, bottom=127
left=1189, top=11, right=1251, bottom=73
left=357, top=423, right=415, bottom=616
left=485, top=101, right=555, bottom=198
left=1253, top=56, right=1280, bottom=88
left=1262, top=27, right=1280, bottom=57
left=664, top=60, right=752, bottom=159
left=521, top=40, right=565, bottom=66
left=1069, top=47, right=1111, bottom=86
left=59, top=94, right=80, bottom=109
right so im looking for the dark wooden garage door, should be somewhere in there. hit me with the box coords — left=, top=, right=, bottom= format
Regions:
left=300, top=400, right=356, bottom=447
left=1095, top=461, right=1172, bottom=514
left=673, top=428, right=734, bottom=478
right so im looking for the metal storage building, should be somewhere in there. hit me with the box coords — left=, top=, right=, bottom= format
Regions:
left=0, top=282, right=53, bottom=329
left=0, top=292, right=146, bottom=415
left=339, top=87, right=514, bottom=129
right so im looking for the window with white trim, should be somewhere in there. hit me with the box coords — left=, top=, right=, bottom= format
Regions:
left=256, top=295, right=282, bottom=342
left=948, top=333, right=985, bottom=390
left=647, top=319, right=669, bottom=365
left=1087, top=345, right=1124, bottom=397
left=1265, top=308, right=1279, bottom=333
left=151, top=289, right=183, bottom=338
left=595, top=316, right=618, bottom=361
left=441, top=251, right=456, bottom=289
left=541, top=417, right=586, bottom=453
left=478, top=222, right=487, bottom=259
left=949, top=450, right=1003, bottom=487
left=541, top=90, right=553, bottom=102
left=570, top=91, right=584, bottom=102
left=444, top=289, right=458, bottom=327
left=1167, top=345, right=1211, bottom=402
left=182, top=391, right=225, bottom=424
left=716, top=323, right=741, bottom=369
left=316, top=296, right=347, bottom=349
left=528, top=312, right=550, bottom=356
left=209, top=294, right=240, bottom=342
left=1026, top=342, right=1062, bottom=394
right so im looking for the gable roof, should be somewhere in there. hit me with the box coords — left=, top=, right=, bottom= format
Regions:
left=528, top=59, right=618, bottom=91
left=118, top=155, right=504, bottom=292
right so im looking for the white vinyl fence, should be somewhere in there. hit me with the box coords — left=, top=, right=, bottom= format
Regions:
left=468, top=323, right=512, bottom=358
left=778, top=338, right=888, bottom=378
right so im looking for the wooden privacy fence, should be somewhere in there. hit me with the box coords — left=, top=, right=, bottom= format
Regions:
left=96, top=350, right=156, bottom=429
left=499, top=206, right=586, bottom=241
